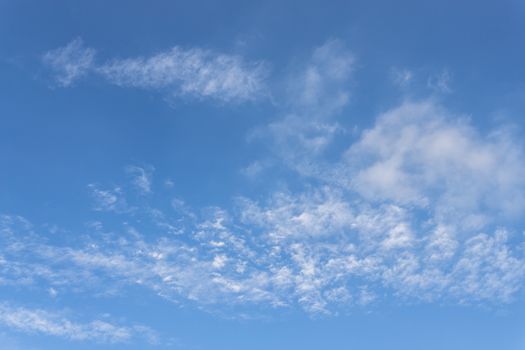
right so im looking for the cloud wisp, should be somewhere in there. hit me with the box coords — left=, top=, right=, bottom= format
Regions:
left=126, top=165, right=154, bottom=195
left=0, top=302, right=157, bottom=344
left=42, top=39, right=268, bottom=103
left=1, top=150, right=524, bottom=318
left=42, top=38, right=96, bottom=87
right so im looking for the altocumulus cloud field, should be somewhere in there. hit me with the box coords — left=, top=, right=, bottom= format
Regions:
left=1, top=1, right=525, bottom=349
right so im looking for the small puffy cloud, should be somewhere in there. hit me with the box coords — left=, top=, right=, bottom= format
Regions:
left=240, top=160, right=268, bottom=178
left=1, top=183, right=524, bottom=317
left=427, top=68, right=452, bottom=93
left=212, top=254, right=228, bottom=269
left=391, top=67, right=413, bottom=88
left=449, top=230, right=525, bottom=302
left=42, top=38, right=96, bottom=87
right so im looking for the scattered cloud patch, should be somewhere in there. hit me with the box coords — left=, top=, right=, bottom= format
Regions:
left=42, top=38, right=96, bottom=87
left=252, top=40, right=354, bottom=175
left=427, top=68, right=453, bottom=93
left=87, top=184, right=130, bottom=213
left=338, top=100, right=525, bottom=224
left=98, top=47, right=268, bottom=102
left=42, top=38, right=268, bottom=103
left=126, top=165, right=154, bottom=194
left=0, top=303, right=156, bottom=344
left=391, top=68, right=413, bottom=88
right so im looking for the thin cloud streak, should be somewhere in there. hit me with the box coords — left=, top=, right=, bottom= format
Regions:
left=42, top=39, right=269, bottom=103
left=0, top=303, right=157, bottom=344
left=42, top=38, right=96, bottom=87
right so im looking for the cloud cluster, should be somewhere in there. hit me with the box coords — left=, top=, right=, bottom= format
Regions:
left=286, top=39, right=354, bottom=115
left=87, top=184, right=130, bottom=213
left=1, top=165, right=524, bottom=319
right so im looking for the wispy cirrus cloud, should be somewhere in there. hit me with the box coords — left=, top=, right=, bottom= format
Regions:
left=98, top=46, right=268, bottom=102
left=87, top=184, right=130, bottom=213
left=249, top=39, right=354, bottom=175
left=286, top=38, right=354, bottom=115
left=126, top=165, right=154, bottom=195
left=427, top=68, right=453, bottom=93
left=390, top=67, right=413, bottom=88
left=42, top=38, right=96, bottom=87
left=42, top=38, right=268, bottom=103
left=0, top=303, right=157, bottom=344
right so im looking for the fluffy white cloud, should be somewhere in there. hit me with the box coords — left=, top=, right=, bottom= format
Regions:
left=252, top=39, right=354, bottom=172
left=126, top=165, right=154, bottom=194
left=337, top=100, right=525, bottom=226
left=286, top=39, right=354, bottom=115
left=2, top=173, right=523, bottom=317
left=238, top=188, right=355, bottom=241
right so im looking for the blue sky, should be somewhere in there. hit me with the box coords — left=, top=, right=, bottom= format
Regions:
left=1, top=0, right=525, bottom=349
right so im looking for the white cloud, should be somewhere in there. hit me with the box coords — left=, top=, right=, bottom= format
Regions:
left=0, top=303, right=155, bottom=344
left=126, top=165, right=154, bottom=194
left=87, top=184, right=130, bottom=213
left=42, top=38, right=96, bottom=87
left=212, top=254, right=228, bottom=269
left=43, top=39, right=268, bottom=102
left=238, top=188, right=355, bottom=241
left=97, top=46, right=268, bottom=102
left=1, top=181, right=524, bottom=317
left=427, top=68, right=452, bottom=93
